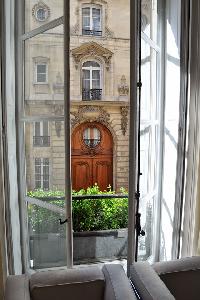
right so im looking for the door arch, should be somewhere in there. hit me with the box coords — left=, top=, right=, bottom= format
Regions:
left=72, top=122, right=113, bottom=191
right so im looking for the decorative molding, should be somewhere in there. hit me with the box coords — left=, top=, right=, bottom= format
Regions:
left=78, top=0, right=107, bottom=4
left=71, top=42, right=113, bottom=70
left=118, top=75, right=129, bottom=96
left=32, top=1, right=50, bottom=22
left=71, top=105, right=110, bottom=128
left=120, top=106, right=129, bottom=135
left=53, top=104, right=64, bottom=115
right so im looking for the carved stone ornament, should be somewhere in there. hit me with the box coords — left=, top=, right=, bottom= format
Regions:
left=118, top=75, right=129, bottom=96
left=71, top=105, right=110, bottom=128
left=53, top=104, right=64, bottom=116
left=32, top=1, right=50, bottom=22
left=55, top=121, right=62, bottom=137
left=71, top=42, right=113, bottom=70
left=53, top=72, right=64, bottom=94
left=120, top=106, right=129, bottom=135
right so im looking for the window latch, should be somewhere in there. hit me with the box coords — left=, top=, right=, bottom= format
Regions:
left=135, top=212, right=145, bottom=237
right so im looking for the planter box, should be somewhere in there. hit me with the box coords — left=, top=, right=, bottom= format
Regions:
left=30, top=228, right=127, bottom=269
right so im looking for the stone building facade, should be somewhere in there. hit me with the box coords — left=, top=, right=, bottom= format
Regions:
left=25, top=0, right=130, bottom=192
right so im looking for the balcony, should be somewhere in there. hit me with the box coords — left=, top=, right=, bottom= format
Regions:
left=33, top=136, right=50, bottom=147
left=82, top=89, right=102, bottom=101
left=82, top=29, right=102, bottom=36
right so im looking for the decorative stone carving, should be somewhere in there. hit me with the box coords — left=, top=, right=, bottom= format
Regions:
left=53, top=105, right=64, bottom=137
left=118, top=75, right=129, bottom=96
left=71, top=42, right=113, bottom=70
left=120, top=106, right=129, bottom=135
left=53, top=72, right=64, bottom=94
left=32, top=1, right=50, bottom=22
left=71, top=105, right=110, bottom=128
left=53, top=105, right=64, bottom=116
left=55, top=121, right=62, bottom=137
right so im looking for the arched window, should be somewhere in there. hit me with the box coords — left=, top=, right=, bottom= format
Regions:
left=82, top=61, right=102, bottom=100
left=82, top=5, right=102, bottom=36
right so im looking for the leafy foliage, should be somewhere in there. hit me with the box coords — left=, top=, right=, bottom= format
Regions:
left=27, top=185, right=128, bottom=233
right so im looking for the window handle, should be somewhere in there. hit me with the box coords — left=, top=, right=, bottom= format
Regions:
left=59, top=218, right=68, bottom=225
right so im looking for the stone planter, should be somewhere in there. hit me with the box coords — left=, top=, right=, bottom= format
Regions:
left=30, top=228, right=127, bottom=268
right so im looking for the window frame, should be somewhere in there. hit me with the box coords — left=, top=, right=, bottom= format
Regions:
left=82, top=60, right=102, bottom=100
left=34, top=157, right=50, bottom=190
left=4, top=0, right=191, bottom=275
left=82, top=4, right=102, bottom=36
left=33, top=121, right=50, bottom=147
left=35, top=62, right=48, bottom=84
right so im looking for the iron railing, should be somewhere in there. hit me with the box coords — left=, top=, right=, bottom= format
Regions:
left=82, top=29, right=102, bottom=36
left=33, top=136, right=50, bottom=147
left=82, top=88, right=102, bottom=100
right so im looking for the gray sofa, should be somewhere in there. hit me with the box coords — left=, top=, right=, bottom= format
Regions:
left=130, top=256, right=200, bottom=300
left=5, top=264, right=136, bottom=300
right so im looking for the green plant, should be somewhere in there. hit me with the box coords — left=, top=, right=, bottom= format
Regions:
left=27, top=185, right=128, bottom=234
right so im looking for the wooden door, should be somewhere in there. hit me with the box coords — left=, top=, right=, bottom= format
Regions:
left=72, top=122, right=113, bottom=191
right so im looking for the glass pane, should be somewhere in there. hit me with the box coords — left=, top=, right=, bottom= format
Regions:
left=71, top=0, right=130, bottom=266
left=141, top=0, right=158, bottom=43
left=34, top=122, right=40, bottom=136
left=83, top=61, right=100, bottom=68
left=25, top=121, right=65, bottom=268
left=24, top=25, right=64, bottom=117
left=138, top=40, right=160, bottom=259
left=25, top=0, right=63, bottom=33
left=160, top=0, right=181, bottom=261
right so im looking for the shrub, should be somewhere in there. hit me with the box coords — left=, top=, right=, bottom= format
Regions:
left=27, top=185, right=128, bottom=234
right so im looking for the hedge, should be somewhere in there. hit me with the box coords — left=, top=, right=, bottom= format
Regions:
left=27, top=185, right=128, bottom=233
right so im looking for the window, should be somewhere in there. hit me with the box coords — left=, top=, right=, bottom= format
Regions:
left=83, top=127, right=101, bottom=147
left=35, top=158, right=50, bottom=190
left=35, top=8, right=46, bottom=22
left=82, top=6, right=102, bottom=36
left=33, top=121, right=50, bottom=147
left=36, top=63, right=47, bottom=83
left=82, top=61, right=102, bottom=100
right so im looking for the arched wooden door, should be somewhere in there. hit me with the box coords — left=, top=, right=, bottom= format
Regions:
left=72, top=122, right=113, bottom=191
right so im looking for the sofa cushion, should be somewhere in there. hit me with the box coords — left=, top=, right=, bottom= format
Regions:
left=30, top=267, right=105, bottom=300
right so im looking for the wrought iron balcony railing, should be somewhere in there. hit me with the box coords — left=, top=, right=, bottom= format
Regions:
left=82, top=89, right=102, bottom=101
left=82, top=29, right=102, bottom=36
left=33, top=136, right=50, bottom=147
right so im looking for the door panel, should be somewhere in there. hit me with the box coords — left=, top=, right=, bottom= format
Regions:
left=93, top=157, right=113, bottom=191
left=72, top=158, right=92, bottom=191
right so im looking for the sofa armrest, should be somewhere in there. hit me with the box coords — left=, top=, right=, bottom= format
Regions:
left=102, top=264, right=136, bottom=300
left=153, top=257, right=200, bottom=300
left=130, top=262, right=175, bottom=300
left=5, top=275, right=30, bottom=300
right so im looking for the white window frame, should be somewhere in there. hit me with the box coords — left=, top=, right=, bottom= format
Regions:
left=82, top=4, right=102, bottom=36
left=33, top=121, right=50, bottom=147
left=35, top=62, right=48, bottom=84
left=2, top=0, right=191, bottom=276
left=34, top=158, right=50, bottom=190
